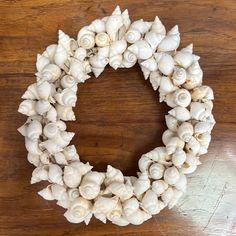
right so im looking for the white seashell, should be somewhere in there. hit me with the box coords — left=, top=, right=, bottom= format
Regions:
left=38, top=185, right=54, bottom=200
left=191, top=85, right=214, bottom=102
left=88, top=19, right=106, bottom=33
left=144, top=31, right=165, bottom=50
left=168, top=106, right=191, bottom=122
left=51, top=184, right=67, bottom=201
left=55, top=120, right=67, bottom=131
left=52, top=131, right=74, bottom=148
left=112, top=216, right=129, bottom=226
left=180, top=164, right=197, bottom=174
left=54, top=152, right=68, bottom=165
left=69, top=60, right=88, bottom=83
left=158, top=25, right=180, bottom=52
left=106, top=6, right=123, bottom=41
left=155, top=52, right=175, bottom=76
left=89, top=52, right=109, bottom=77
left=141, top=190, right=160, bottom=215
left=185, top=136, right=201, bottom=155
left=64, top=197, right=92, bottom=224
left=31, top=165, right=48, bottom=184
left=123, top=197, right=139, bottom=217
left=54, top=44, right=70, bottom=70
left=138, top=155, right=153, bottom=172
left=46, top=106, right=57, bottom=122
left=140, top=57, right=158, bottom=72
left=109, top=54, right=123, bottom=70
left=125, top=29, right=141, bottom=44
left=190, top=102, right=211, bottom=121
left=122, top=50, right=137, bottom=68
left=166, top=137, right=185, bottom=155
left=195, top=132, right=211, bottom=147
left=149, top=163, right=165, bottom=180
left=159, top=76, right=177, bottom=95
left=172, top=147, right=186, bottom=167
left=172, top=67, right=187, bottom=86
left=35, top=100, right=51, bottom=115
left=63, top=165, right=82, bottom=188
left=174, top=173, right=187, bottom=192
left=128, top=40, right=153, bottom=60
left=162, top=129, right=175, bottom=146
left=173, top=89, right=191, bottom=107
left=105, top=165, right=124, bottom=186
left=95, top=32, right=110, bottom=47
left=161, top=187, right=174, bottom=205
left=165, top=93, right=177, bottom=108
left=109, top=39, right=127, bottom=57
left=140, top=66, right=151, bottom=80
left=58, top=30, right=77, bottom=55
left=68, top=188, right=80, bottom=201
left=42, top=44, right=57, bottom=63
left=60, top=75, right=77, bottom=89
left=48, top=164, right=63, bottom=185
left=165, top=115, right=179, bottom=132
left=107, top=201, right=123, bottom=221
left=43, top=122, right=59, bottom=139
left=18, top=100, right=37, bottom=116
left=26, top=119, right=42, bottom=141
left=177, top=122, right=194, bottom=142
left=133, top=172, right=150, bottom=196
left=36, top=64, right=61, bottom=83
left=40, top=139, right=63, bottom=154
left=122, top=9, right=131, bottom=30
left=27, top=153, right=40, bottom=167
left=78, top=33, right=95, bottom=50
left=36, top=54, right=50, bottom=72
left=37, top=81, right=53, bottom=100
left=54, top=88, right=77, bottom=107
left=63, top=145, right=80, bottom=161
left=152, top=180, right=168, bottom=195
left=164, top=166, right=180, bottom=185
left=21, top=83, right=39, bottom=100
left=25, top=137, right=42, bottom=155
left=126, top=209, right=151, bottom=225
left=129, top=19, right=151, bottom=34
left=143, top=146, right=169, bottom=163
left=149, top=71, right=161, bottom=90
left=70, top=161, right=92, bottom=176
left=74, top=47, right=87, bottom=61
left=39, top=151, right=50, bottom=165
left=56, top=104, right=75, bottom=121
left=151, top=16, right=166, bottom=35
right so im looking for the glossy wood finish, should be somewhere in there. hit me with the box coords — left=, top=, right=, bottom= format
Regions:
left=0, top=1, right=236, bottom=235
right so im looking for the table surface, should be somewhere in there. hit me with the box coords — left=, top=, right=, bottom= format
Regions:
left=0, top=0, right=236, bottom=235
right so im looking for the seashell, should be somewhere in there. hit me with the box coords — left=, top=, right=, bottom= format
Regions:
left=106, top=6, right=123, bottom=41
left=172, top=67, right=187, bottom=86
left=191, top=85, right=214, bottom=102
left=60, top=75, right=77, bottom=89
left=172, top=89, right=191, bottom=107
left=109, top=54, right=123, bottom=70
left=138, top=155, right=153, bottom=173
left=128, top=40, right=153, bottom=60
left=35, top=100, right=51, bottom=115
left=63, top=165, right=82, bottom=188
left=158, top=25, right=180, bottom=52
left=133, top=172, right=150, bottom=196
left=27, top=153, right=40, bottom=167
left=56, top=120, right=67, bottom=131
left=63, top=145, right=80, bottom=161
left=78, top=33, right=95, bottom=50
left=109, top=39, right=127, bottom=57
left=122, top=50, right=137, bottom=68
left=112, top=216, right=130, bottom=226
left=149, top=163, right=165, bottom=180
left=140, top=66, right=151, bottom=80
left=155, top=52, right=175, bottom=76
left=164, top=166, right=180, bottom=185
left=88, top=19, right=105, bottom=33
left=54, top=88, right=77, bottom=107
left=79, top=171, right=105, bottom=200
left=162, top=129, right=175, bottom=146
left=168, top=106, right=191, bottom=122
left=185, top=153, right=201, bottom=167
left=166, top=137, right=185, bottom=155
left=54, top=44, right=70, bottom=70
left=43, top=122, right=59, bottom=139
left=40, top=139, right=63, bottom=154
left=126, top=209, right=151, bottom=225
left=31, top=165, right=48, bottom=184
left=52, top=131, right=74, bottom=148
left=152, top=180, right=168, bottom=195
left=165, top=115, right=179, bottom=132
left=95, top=32, right=110, bottom=47
left=144, top=31, right=165, bottom=50
left=46, top=106, right=57, bottom=122
left=105, top=165, right=124, bottom=186
left=68, top=188, right=80, bottom=201
left=190, top=102, right=211, bottom=121
left=123, top=197, right=139, bottom=217
left=185, top=136, right=201, bottom=155
left=21, top=83, right=39, bottom=100
left=38, top=185, right=54, bottom=200
left=26, top=119, right=42, bottom=141
left=159, top=76, right=177, bottom=95
left=64, top=197, right=92, bottom=224
left=56, top=104, right=75, bottom=121
left=50, top=184, right=68, bottom=201
left=70, top=161, right=92, bottom=176
left=140, top=57, right=158, bottom=72
left=151, top=16, right=166, bottom=35
left=177, top=122, right=194, bottom=142
left=149, top=71, right=161, bottom=90
left=195, top=132, right=211, bottom=147
left=18, top=100, right=37, bottom=116
left=36, top=64, right=61, bottom=83
left=74, top=47, right=87, bottom=61
left=122, top=9, right=131, bottom=30
left=54, top=152, right=68, bottom=165
left=69, top=60, right=89, bottom=83
left=180, top=163, right=197, bottom=174
left=174, top=173, right=187, bottom=192
left=25, top=137, right=42, bottom=156
left=48, top=164, right=63, bottom=185
left=39, top=151, right=50, bottom=165
left=161, top=187, right=174, bottom=205
left=36, top=54, right=50, bottom=72
left=172, top=147, right=186, bottom=167
left=125, top=29, right=141, bottom=44
left=141, top=190, right=160, bottom=215
left=37, top=81, right=53, bottom=100
left=42, top=44, right=57, bottom=63
left=107, top=201, right=123, bottom=221
left=58, top=30, right=77, bottom=55
left=165, top=93, right=177, bottom=108
left=89, top=54, right=108, bottom=77
left=129, top=19, right=151, bottom=34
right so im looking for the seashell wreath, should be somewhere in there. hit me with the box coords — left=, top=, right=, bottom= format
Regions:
left=18, top=6, right=215, bottom=226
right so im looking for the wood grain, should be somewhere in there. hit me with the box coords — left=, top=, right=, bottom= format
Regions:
left=0, top=0, right=236, bottom=235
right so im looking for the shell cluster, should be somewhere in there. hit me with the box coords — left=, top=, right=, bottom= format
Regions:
left=18, top=6, right=215, bottom=226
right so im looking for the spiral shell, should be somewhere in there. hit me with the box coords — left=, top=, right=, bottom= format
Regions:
left=126, top=209, right=151, bottom=225
left=185, top=136, right=201, bottom=155
left=152, top=180, right=168, bottom=195
left=133, top=172, right=150, bottom=196
left=140, top=57, right=158, bottom=72
left=129, top=19, right=151, bottom=34
left=43, top=122, right=59, bottom=139
left=172, top=147, right=186, bottom=167
left=161, top=187, right=174, bottom=205
left=122, top=50, right=137, bottom=68
left=168, top=106, right=191, bottom=122
left=56, top=104, right=75, bottom=121
left=164, top=166, right=180, bottom=185
left=25, top=137, right=42, bottom=156
left=165, top=115, right=179, bottom=132
left=54, top=88, right=77, bottom=107
left=173, top=89, right=191, bottom=107
left=190, top=102, right=211, bottom=121
left=172, top=67, right=187, bottom=86
left=95, top=32, right=110, bottom=47
left=128, top=40, right=153, bottom=60
left=38, top=185, right=54, bottom=200
left=36, top=54, right=50, bottom=72
left=18, top=100, right=37, bottom=116
left=105, top=165, right=124, bottom=186
left=141, top=190, right=159, bottom=215
left=26, top=119, right=42, bottom=141
left=63, top=165, right=81, bottom=188
left=138, top=155, right=153, bottom=173
left=36, top=64, right=61, bottom=83
left=125, top=29, right=141, bottom=43
left=144, top=31, right=164, bottom=50
left=155, top=52, right=175, bottom=76
left=88, top=19, right=105, bottom=33
left=151, top=16, right=166, bottom=35
left=31, top=165, right=48, bottom=184
left=191, top=85, right=214, bottom=102
left=177, top=122, right=194, bottom=142
left=123, top=197, right=139, bottom=217
left=149, top=71, right=161, bottom=90
left=149, top=163, right=165, bottom=180
left=109, top=54, right=123, bottom=70
left=48, top=164, right=63, bottom=185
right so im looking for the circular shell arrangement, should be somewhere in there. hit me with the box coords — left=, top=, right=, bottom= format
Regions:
left=18, top=6, right=215, bottom=226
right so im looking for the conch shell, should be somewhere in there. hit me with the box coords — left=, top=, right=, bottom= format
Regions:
left=141, top=190, right=160, bottom=215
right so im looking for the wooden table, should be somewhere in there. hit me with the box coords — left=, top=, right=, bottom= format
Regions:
left=0, top=1, right=236, bottom=235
